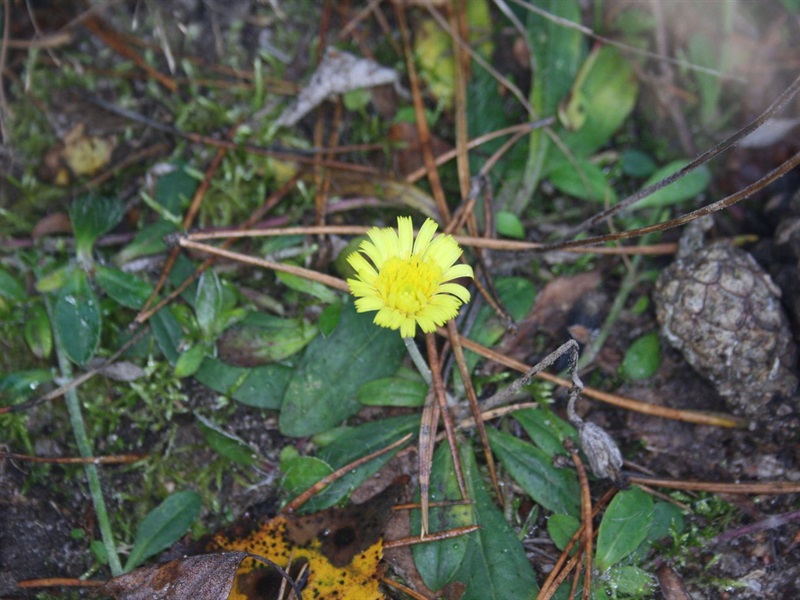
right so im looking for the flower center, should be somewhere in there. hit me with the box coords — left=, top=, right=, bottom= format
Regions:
left=377, top=256, right=442, bottom=315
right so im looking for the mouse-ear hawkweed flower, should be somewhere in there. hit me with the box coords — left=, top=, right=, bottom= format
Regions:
left=347, top=216, right=473, bottom=338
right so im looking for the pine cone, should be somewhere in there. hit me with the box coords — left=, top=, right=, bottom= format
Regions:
left=653, top=223, right=798, bottom=417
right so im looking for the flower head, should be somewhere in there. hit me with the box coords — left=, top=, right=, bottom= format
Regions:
left=347, top=217, right=473, bottom=338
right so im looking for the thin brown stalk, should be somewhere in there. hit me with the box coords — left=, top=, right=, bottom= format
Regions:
left=175, top=238, right=349, bottom=292
left=395, top=2, right=450, bottom=222
left=426, top=334, right=468, bottom=500
left=418, top=389, right=440, bottom=537
left=0, top=452, right=146, bottom=465
left=540, top=149, right=800, bottom=253
left=17, top=578, right=104, bottom=589
left=134, top=176, right=300, bottom=325
left=136, top=127, right=235, bottom=321
left=447, top=320, right=500, bottom=501
left=450, top=332, right=746, bottom=428
left=385, top=524, right=480, bottom=549
left=183, top=225, right=679, bottom=255
left=566, top=439, right=594, bottom=600
left=381, top=577, right=433, bottom=600
left=626, top=476, right=800, bottom=495
left=538, top=488, right=616, bottom=600
left=404, top=119, right=554, bottom=184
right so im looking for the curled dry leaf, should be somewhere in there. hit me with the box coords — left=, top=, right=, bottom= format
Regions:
left=274, top=47, right=402, bottom=129
left=97, top=552, right=247, bottom=600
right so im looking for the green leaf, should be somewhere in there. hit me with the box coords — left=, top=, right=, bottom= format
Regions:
left=124, top=490, right=201, bottom=572
left=69, top=195, right=124, bottom=260
left=195, top=413, right=258, bottom=466
left=452, top=444, right=538, bottom=599
left=305, top=415, right=419, bottom=512
left=606, top=565, right=656, bottom=596
left=54, top=269, right=101, bottom=366
left=553, top=46, right=639, bottom=158
left=35, top=264, right=75, bottom=293
left=595, top=487, right=654, bottom=572
left=0, top=269, right=25, bottom=300
left=489, top=429, right=580, bottom=516
left=621, top=332, right=661, bottom=380
left=280, top=456, right=334, bottom=502
left=513, top=408, right=578, bottom=458
left=24, top=304, right=53, bottom=360
left=689, top=33, right=723, bottom=126
left=216, top=313, right=318, bottom=366
left=495, top=211, right=525, bottom=239
left=0, top=369, right=52, bottom=398
left=644, top=501, right=685, bottom=545
left=357, top=376, right=427, bottom=407
left=95, top=266, right=154, bottom=310
left=150, top=306, right=183, bottom=365
left=621, top=149, right=657, bottom=178
left=634, top=161, right=712, bottom=209
left=154, top=163, right=198, bottom=214
left=318, top=302, right=342, bottom=336
left=195, top=271, right=224, bottom=338
left=547, top=159, right=618, bottom=203
left=115, top=220, right=178, bottom=265
left=174, top=344, right=207, bottom=378
left=277, top=271, right=340, bottom=304
left=547, top=514, right=580, bottom=551
left=505, top=0, right=583, bottom=214
left=279, top=300, right=405, bottom=437
left=527, top=0, right=583, bottom=118
left=193, top=357, right=292, bottom=409
left=412, top=443, right=472, bottom=591
left=464, top=277, right=536, bottom=372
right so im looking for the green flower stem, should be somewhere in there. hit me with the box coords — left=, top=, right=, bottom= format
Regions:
left=404, top=336, right=432, bottom=385
left=45, top=297, right=123, bottom=575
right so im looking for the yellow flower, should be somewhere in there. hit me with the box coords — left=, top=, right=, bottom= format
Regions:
left=347, top=217, right=473, bottom=338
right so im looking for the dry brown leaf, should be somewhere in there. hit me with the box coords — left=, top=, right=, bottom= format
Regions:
left=97, top=552, right=246, bottom=600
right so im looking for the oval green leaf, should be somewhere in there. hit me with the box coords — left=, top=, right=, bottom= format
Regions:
left=357, top=376, right=427, bottom=407
left=279, top=300, right=405, bottom=437
left=513, top=408, right=578, bottom=457
left=195, top=413, right=258, bottom=466
left=548, top=159, right=618, bottom=204
left=547, top=513, right=580, bottom=551
left=305, top=414, right=419, bottom=512
left=24, top=304, right=53, bottom=360
left=495, top=211, right=525, bottom=239
left=595, top=487, right=654, bottom=572
left=54, top=269, right=101, bottom=366
left=412, top=443, right=473, bottom=591
left=277, top=271, right=340, bottom=304
left=0, top=269, right=25, bottom=300
left=621, top=332, right=661, bottom=380
left=174, top=344, right=207, bottom=378
left=95, top=266, right=154, bottom=310
left=451, top=444, right=539, bottom=599
left=195, top=271, right=224, bottom=338
left=489, top=429, right=580, bottom=516
left=124, top=490, right=201, bottom=572
left=635, top=161, right=711, bottom=209
left=216, top=313, right=317, bottom=366
left=554, top=46, right=639, bottom=158
left=69, top=195, right=124, bottom=258
left=193, top=357, right=292, bottom=409
left=280, top=456, right=334, bottom=503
